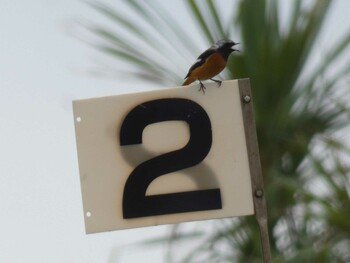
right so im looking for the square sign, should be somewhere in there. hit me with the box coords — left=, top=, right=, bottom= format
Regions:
left=73, top=79, right=254, bottom=234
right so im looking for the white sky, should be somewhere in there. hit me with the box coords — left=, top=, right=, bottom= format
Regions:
left=1, top=1, right=350, bottom=262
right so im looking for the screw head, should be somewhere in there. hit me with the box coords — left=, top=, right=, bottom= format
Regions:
left=243, top=95, right=251, bottom=103
left=255, top=189, right=264, bottom=198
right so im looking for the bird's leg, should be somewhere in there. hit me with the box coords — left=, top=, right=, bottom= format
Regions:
left=198, top=79, right=206, bottom=94
left=210, top=78, right=222, bottom=87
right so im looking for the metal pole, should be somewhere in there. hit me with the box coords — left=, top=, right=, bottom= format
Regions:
left=238, top=78, right=272, bottom=263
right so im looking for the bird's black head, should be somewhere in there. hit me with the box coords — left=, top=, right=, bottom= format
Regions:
left=215, top=39, right=239, bottom=61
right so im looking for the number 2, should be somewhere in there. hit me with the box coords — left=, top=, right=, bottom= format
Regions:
left=120, top=98, right=222, bottom=219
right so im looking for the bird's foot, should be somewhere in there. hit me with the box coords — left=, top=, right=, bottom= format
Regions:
left=198, top=80, right=206, bottom=94
left=210, top=78, right=222, bottom=87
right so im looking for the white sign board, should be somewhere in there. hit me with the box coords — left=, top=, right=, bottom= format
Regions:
left=73, top=80, right=254, bottom=234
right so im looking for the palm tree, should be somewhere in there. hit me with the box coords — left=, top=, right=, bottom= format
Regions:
left=84, top=0, right=350, bottom=262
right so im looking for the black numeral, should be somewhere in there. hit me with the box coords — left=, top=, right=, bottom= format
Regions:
left=120, top=98, right=222, bottom=219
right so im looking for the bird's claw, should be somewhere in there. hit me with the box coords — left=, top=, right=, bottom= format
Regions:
left=210, top=78, right=222, bottom=87
left=198, top=83, right=206, bottom=94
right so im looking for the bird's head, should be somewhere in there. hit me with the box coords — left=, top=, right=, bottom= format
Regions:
left=215, top=39, right=239, bottom=60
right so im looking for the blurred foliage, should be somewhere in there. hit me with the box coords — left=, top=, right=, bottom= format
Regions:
left=85, top=0, right=350, bottom=262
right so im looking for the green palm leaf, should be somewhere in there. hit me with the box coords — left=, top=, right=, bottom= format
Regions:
left=83, top=0, right=350, bottom=262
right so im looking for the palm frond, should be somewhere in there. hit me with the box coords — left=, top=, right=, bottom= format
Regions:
left=83, top=0, right=350, bottom=262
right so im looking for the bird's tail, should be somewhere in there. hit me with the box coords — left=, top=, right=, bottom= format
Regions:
left=182, top=76, right=196, bottom=86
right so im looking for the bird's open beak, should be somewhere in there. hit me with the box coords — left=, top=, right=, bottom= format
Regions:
left=231, top=42, right=240, bottom=52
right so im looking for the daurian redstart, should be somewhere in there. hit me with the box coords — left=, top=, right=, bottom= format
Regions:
left=183, top=39, right=239, bottom=93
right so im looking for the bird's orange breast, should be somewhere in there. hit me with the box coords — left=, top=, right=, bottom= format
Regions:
left=189, top=53, right=226, bottom=80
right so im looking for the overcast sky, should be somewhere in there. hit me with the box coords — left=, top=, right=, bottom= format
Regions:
left=1, top=1, right=350, bottom=262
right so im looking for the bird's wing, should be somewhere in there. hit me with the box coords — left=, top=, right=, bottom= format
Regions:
left=184, top=48, right=217, bottom=79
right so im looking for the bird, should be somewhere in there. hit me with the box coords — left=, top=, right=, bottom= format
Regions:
left=182, top=39, right=239, bottom=93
